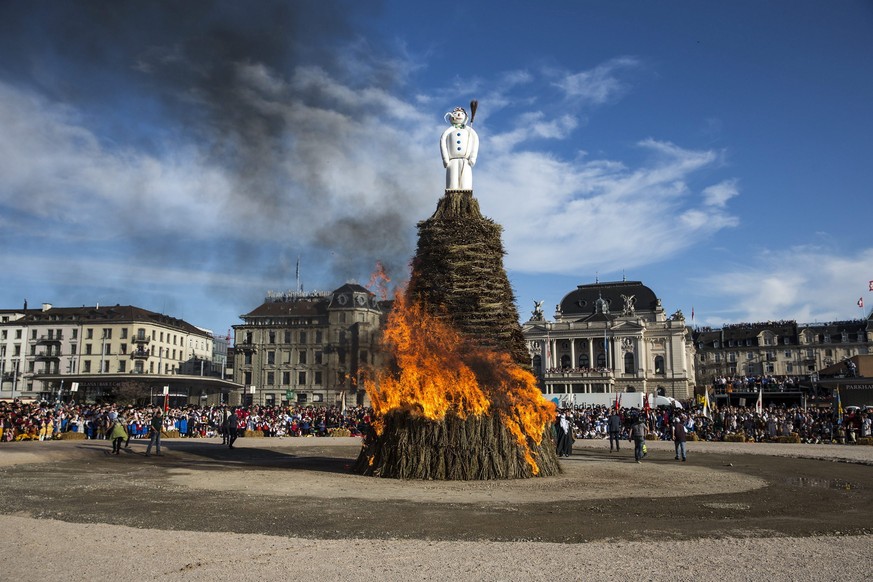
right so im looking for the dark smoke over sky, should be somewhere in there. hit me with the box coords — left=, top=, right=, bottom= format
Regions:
left=0, top=0, right=439, bottom=328
left=1, top=1, right=867, bottom=331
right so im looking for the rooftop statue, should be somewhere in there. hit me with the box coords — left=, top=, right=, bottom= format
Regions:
left=440, top=102, right=479, bottom=191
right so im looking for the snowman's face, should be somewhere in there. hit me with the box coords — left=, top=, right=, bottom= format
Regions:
left=450, top=108, right=467, bottom=125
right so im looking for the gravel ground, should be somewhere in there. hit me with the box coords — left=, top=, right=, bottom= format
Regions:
left=0, top=437, right=870, bottom=581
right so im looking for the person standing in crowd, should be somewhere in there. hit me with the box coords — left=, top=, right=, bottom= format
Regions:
left=145, top=409, right=163, bottom=457
left=608, top=409, right=622, bottom=452
left=225, top=408, right=239, bottom=449
left=108, top=411, right=128, bottom=455
left=630, top=414, right=646, bottom=463
left=672, top=413, right=687, bottom=461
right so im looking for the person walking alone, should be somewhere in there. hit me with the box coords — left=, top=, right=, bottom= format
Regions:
left=108, top=412, right=128, bottom=455
left=608, top=410, right=622, bottom=452
left=225, top=409, right=239, bottom=449
left=672, top=413, right=688, bottom=461
left=145, top=409, right=164, bottom=457
left=630, top=415, right=646, bottom=463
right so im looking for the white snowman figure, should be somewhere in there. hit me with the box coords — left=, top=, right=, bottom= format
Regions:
left=440, top=106, right=479, bottom=191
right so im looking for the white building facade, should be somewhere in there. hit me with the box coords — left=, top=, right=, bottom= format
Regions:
left=0, top=303, right=217, bottom=401
left=522, top=281, right=696, bottom=400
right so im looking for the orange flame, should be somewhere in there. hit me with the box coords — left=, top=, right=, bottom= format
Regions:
left=365, top=291, right=556, bottom=474
left=365, top=261, right=392, bottom=300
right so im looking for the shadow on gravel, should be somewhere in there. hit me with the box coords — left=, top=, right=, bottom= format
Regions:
left=71, top=440, right=359, bottom=474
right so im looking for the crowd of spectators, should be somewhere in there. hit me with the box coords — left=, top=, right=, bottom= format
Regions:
left=546, top=366, right=611, bottom=375
left=559, top=402, right=872, bottom=445
left=0, top=400, right=373, bottom=443
left=711, top=375, right=803, bottom=394
left=3, top=398, right=870, bottom=448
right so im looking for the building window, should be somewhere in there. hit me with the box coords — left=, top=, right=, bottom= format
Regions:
left=315, top=330, right=323, bottom=344
left=84, top=361, right=91, bottom=373
left=654, top=355, right=665, bottom=374
left=284, top=331, right=292, bottom=343
left=85, top=344, right=92, bottom=355
left=269, top=331, right=276, bottom=343
left=282, top=372, right=291, bottom=385
left=298, top=371, right=306, bottom=385
left=579, top=354, right=589, bottom=368
left=314, top=371, right=322, bottom=385
left=118, top=360, right=126, bottom=373
left=104, top=344, right=111, bottom=355
left=244, top=353, right=252, bottom=365
left=86, top=328, right=93, bottom=339
left=298, top=350, right=307, bottom=365
left=597, top=353, right=606, bottom=368
left=267, top=372, right=275, bottom=386
left=267, top=351, right=275, bottom=365
left=315, top=351, right=323, bottom=365
left=624, top=352, right=634, bottom=374
left=300, top=331, right=307, bottom=344
left=244, top=371, right=252, bottom=385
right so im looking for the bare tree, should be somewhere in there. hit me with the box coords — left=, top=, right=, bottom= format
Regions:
left=111, top=381, right=151, bottom=406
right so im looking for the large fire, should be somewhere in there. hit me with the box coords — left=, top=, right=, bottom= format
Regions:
left=364, top=291, right=556, bottom=475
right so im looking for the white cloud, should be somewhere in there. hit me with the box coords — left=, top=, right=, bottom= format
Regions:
left=478, top=136, right=739, bottom=275
left=553, top=57, right=640, bottom=105
left=693, top=246, right=873, bottom=324
left=0, top=54, right=743, bottom=312
left=702, top=179, right=739, bottom=208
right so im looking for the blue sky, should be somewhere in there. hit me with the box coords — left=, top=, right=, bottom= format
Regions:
left=1, top=0, right=872, bottom=336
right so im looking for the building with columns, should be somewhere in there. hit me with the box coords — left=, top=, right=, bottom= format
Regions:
left=522, top=280, right=696, bottom=400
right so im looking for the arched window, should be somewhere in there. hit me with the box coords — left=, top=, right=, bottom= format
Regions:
left=654, top=355, right=665, bottom=374
left=625, top=386, right=636, bottom=392
left=597, top=353, right=606, bottom=368
left=560, top=355, right=571, bottom=369
left=624, top=352, right=635, bottom=374
left=579, top=354, right=590, bottom=368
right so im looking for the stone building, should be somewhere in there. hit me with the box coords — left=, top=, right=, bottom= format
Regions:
left=692, top=315, right=872, bottom=386
left=233, top=284, right=387, bottom=407
left=522, top=280, right=696, bottom=400
left=0, top=303, right=225, bottom=402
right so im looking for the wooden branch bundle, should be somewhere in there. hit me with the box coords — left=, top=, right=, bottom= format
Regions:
left=354, top=411, right=560, bottom=480
left=408, top=191, right=529, bottom=366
